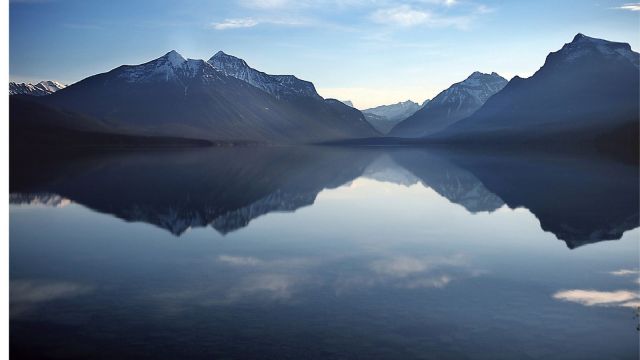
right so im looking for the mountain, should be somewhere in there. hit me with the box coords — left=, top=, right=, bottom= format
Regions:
left=362, top=100, right=424, bottom=134
left=208, top=51, right=322, bottom=100
left=340, top=100, right=354, bottom=107
left=10, top=96, right=212, bottom=148
left=432, top=34, right=639, bottom=153
left=9, top=80, right=66, bottom=96
left=390, top=72, right=507, bottom=137
left=18, top=51, right=377, bottom=144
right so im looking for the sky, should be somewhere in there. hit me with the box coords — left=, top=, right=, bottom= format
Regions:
left=9, top=0, right=640, bottom=108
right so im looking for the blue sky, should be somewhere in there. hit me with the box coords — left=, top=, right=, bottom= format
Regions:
left=9, top=0, right=640, bottom=108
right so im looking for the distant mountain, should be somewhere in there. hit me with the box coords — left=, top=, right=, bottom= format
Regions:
left=340, top=100, right=354, bottom=107
left=362, top=100, right=424, bottom=134
left=9, top=80, right=66, bottom=96
left=390, top=72, right=506, bottom=137
left=432, top=34, right=639, bottom=152
left=20, top=51, right=377, bottom=144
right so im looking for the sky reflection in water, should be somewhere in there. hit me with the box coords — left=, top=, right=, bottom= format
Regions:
left=9, top=147, right=640, bottom=359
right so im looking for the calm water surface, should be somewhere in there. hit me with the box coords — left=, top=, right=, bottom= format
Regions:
left=9, top=147, right=640, bottom=359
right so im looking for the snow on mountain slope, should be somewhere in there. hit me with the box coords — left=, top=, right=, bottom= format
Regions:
left=362, top=100, right=424, bottom=134
left=208, top=51, right=322, bottom=100
left=390, top=72, right=506, bottom=137
left=363, top=100, right=421, bottom=121
left=118, top=51, right=226, bottom=84
left=32, top=50, right=378, bottom=143
left=10, top=80, right=66, bottom=96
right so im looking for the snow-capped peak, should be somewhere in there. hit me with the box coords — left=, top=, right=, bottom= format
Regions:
left=209, top=51, right=249, bottom=69
left=10, top=80, right=66, bottom=96
left=37, top=80, right=66, bottom=92
left=428, top=71, right=507, bottom=108
left=163, top=50, right=186, bottom=66
left=208, top=50, right=321, bottom=99
left=117, top=50, right=224, bottom=84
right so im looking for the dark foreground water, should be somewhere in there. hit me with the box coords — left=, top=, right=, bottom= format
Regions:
left=9, top=147, right=640, bottom=359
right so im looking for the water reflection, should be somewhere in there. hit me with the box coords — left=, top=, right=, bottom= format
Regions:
left=10, top=146, right=639, bottom=248
left=9, top=146, right=640, bottom=359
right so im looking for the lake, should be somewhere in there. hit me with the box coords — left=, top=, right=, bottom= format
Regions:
left=9, top=146, right=640, bottom=359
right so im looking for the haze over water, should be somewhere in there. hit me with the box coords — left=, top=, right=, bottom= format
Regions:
left=9, top=147, right=640, bottom=359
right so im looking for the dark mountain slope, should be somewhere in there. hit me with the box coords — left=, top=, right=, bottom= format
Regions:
left=432, top=34, right=639, bottom=155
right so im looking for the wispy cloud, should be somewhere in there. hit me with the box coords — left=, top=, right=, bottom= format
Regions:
left=616, top=3, right=640, bottom=11
left=371, top=5, right=431, bottom=27
left=553, top=289, right=639, bottom=308
left=212, top=18, right=259, bottom=30
left=369, top=3, right=482, bottom=29
left=218, top=0, right=493, bottom=30
left=610, top=268, right=639, bottom=276
left=240, top=0, right=293, bottom=9
left=211, top=16, right=314, bottom=30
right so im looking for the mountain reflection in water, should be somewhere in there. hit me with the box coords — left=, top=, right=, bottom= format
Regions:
left=10, top=146, right=639, bottom=248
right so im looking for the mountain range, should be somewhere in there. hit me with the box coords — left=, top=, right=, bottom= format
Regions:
left=362, top=100, right=428, bottom=134
left=9, top=80, right=66, bottom=96
left=390, top=72, right=507, bottom=137
left=8, top=33, right=638, bottom=154
left=12, top=50, right=378, bottom=145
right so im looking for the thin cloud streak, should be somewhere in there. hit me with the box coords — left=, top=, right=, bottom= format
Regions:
left=212, top=18, right=259, bottom=30
left=616, top=3, right=640, bottom=11
left=369, top=2, right=489, bottom=29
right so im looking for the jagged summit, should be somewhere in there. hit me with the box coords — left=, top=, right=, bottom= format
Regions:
left=208, top=50, right=321, bottom=99
left=209, top=51, right=250, bottom=67
left=432, top=33, right=639, bottom=151
left=389, top=71, right=507, bottom=137
left=462, top=71, right=504, bottom=83
left=163, top=50, right=186, bottom=65
left=10, top=80, right=66, bottom=96
left=25, top=48, right=377, bottom=143
left=572, top=33, right=588, bottom=42
left=361, top=99, right=423, bottom=134
left=116, top=50, right=223, bottom=83
left=434, top=71, right=507, bottom=106
left=548, top=33, right=638, bottom=69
